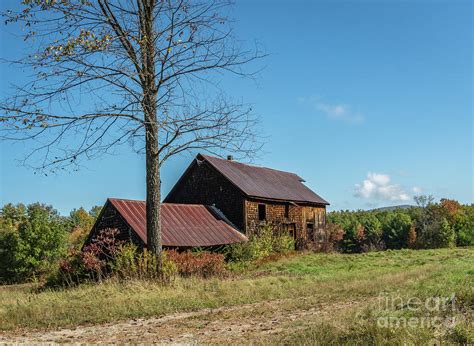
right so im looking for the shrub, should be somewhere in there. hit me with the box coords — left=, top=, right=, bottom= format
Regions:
left=272, top=234, right=295, bottom=254
left=49, top=228, right=120, bottom=286
left=51, top=234, right=178, bottom=287
left=79, top=228, right=124, bottom=281
left=51, top=248, right=89, bottom=287
left=360, top=237, right=385, bottom=253
left=166, top=250, right=226, bottom=278
left=225, top=224, right=295, bottom=262
left=112, top=243, right=138, bottom=278
left=113, top=244, right=176, bottom=282
left=251, top=225, right=274, bottom=257
left=314, top=223, right=345, bottom=252
left=225, top=230, right=270, bottom=262
left=224, top=241, right=254, bottom=262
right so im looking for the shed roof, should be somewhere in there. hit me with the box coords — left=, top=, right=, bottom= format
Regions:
left=199, top=154, right=329, bottom=205
left=108, top=198, right=247, bottom=247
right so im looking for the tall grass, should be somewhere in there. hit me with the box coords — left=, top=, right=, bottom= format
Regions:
left=0, top=247, right=472, bottom=337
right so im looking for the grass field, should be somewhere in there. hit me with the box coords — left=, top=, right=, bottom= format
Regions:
left=1, top=247, right=473, bottom=344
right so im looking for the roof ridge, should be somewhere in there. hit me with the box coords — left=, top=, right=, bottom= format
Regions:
left=199, top=154, right=303, bottom=179
left=108, top=198, right=218, bottom=207
left=108, top=197, right=144, bottom=203
left=196, top=154, right=329, bottom=205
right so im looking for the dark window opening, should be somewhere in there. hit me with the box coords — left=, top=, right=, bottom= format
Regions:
left=285, top=223, right=297, bottom=241
left=284, top=204, right=290, bottom=218
left=258, top=204, right=266, bottom=221
left=307, top=223, right=314, bottom=241
left=315, top=229, right=326, bottom=243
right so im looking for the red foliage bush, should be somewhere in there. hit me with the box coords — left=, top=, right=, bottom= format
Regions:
left=53, top=228, right=123, bottom=285
left=322, top=223, right=345, bottom=252
left=58, top=257, right=73, bottom=274
left=165, top=250, right=226, bottom=278
left=356, top=225, right=365, bottom=242
left=309, top=223, right=346, bottom=253
left=83, top=228, right=123, bottom=261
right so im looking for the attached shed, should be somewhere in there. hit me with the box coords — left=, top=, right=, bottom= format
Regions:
left=85, top=198, right=247, bottom=249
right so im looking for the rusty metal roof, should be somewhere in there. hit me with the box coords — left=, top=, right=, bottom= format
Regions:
left=108, top=198, right=247, bottom=247
left=199, top=154, right=329, bottom=205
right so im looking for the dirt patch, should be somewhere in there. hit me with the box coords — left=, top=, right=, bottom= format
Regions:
left=0, top=297, right=370, bottom=344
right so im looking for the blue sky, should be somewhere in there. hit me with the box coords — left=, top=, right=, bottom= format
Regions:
left=1, top=0, right=472, bottom=215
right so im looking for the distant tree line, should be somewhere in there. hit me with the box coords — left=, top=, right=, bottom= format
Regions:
left=1, top=196, right=473, bottom=284
left=0, top=203, right=101, bottom=283
left=327, top=197, right=474, bottom=253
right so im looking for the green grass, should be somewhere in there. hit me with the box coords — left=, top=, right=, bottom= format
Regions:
left=1, top=247, right=473, bottom=344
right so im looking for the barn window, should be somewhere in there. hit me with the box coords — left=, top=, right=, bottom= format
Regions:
left=258, top=204, right=266, bottom=221
left=284, top=204, right=289, bottom=218
left=307, top=223, right=314, bottom=241
left=285, top=223, right=296, bottom=241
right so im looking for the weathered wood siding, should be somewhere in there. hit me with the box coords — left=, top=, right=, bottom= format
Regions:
left=164, top=157, right=327, bottom=246
left=245, top=199, right=326, bottom=245
left=165, top=160, right=246, bottom=231
left=85, top=202, right=144, bottom=248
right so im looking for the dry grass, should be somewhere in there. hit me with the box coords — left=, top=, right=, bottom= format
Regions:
left=0, top=247, right=472, bottom=344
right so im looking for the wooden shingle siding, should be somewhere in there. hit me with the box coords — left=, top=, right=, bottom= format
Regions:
left=85, top=202, right=144, bottom=249
left=164, top=159, right=246, bottom=231
left=165, top=154, right=329, bottom=248
left=245, top=199, right=325, bottom=243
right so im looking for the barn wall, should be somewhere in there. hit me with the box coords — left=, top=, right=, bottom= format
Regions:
left=301, top=205, right=327, bottom=242
left=85, top=202, right=144, bottom=248
left=165, top=160, right=246, bottom=230
left=245, top=199, right=326, bottom=245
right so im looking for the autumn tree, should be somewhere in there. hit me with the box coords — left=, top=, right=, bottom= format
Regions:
left=68, top=207, right=96, bottom=249
left=407, top=224, right=416, bottom=248
left=1, top=0, right=263, bottom=263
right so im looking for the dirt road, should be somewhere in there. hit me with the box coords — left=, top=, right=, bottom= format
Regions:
left=0, top=297, right=367, bottom=344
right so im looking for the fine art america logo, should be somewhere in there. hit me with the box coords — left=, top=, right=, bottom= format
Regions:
left=377, top=292, right=457, bottom=329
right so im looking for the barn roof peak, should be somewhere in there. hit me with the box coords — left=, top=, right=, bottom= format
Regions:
left=196, top=153, right=329, bottom=205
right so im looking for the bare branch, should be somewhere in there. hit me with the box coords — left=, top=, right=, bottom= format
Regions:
left=1, top=0, right=265, bottom=170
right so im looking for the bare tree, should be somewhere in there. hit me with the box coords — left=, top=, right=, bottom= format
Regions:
left=414, top=195, right=435, bottom=209
left=1, top=0, right=264, bottom=262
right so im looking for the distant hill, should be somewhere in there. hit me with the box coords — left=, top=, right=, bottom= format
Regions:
left=372, top=205, right=416, bottom=212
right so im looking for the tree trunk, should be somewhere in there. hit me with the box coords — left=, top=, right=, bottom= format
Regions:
left=141, top=0, right=161, bottom=262
left=145, top=120, right=162, bottom=259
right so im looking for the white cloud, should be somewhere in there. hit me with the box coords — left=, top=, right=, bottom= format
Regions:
left=297, top=96, right=364, bottom=124
left=367, top=172, right=390, bottom=186
left=354, top=172, right=412, bottom=202
left=412, top=186, right=423, bottom=194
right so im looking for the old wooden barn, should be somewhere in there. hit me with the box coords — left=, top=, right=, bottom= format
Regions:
left=86, top=154, right=329, bottom=248
left=165, top=154, right=329, bottom=246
